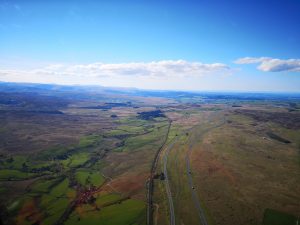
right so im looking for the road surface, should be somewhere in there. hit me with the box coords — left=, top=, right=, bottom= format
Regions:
left=185, top=148, right=209, bottom=225
left=147, top=119, right=171, bottom=225
left=163, top=139, right=177, bottom=225
left=185, top=118, right=226, bottom=225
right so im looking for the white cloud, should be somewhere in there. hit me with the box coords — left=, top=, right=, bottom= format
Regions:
left=64, top=60, right=230, bottom=77
left=235, top=57, right=300, bottom=72
left=0, top=60, right=232, bottom=84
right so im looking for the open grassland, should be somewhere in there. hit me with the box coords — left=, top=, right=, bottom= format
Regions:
left=1, top=87, right=300, bottom=225
left=188, top=108, right=300, bottom=225
left=154, top=108, right=224, bottom=225
left=153, top=103, right=300, bottom=225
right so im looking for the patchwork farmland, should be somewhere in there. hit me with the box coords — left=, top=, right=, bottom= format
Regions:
left=0, top=83, right=300, bottom=225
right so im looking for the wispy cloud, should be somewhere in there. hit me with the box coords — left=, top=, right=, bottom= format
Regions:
left=13, top=4, right=21, bottom=11
left=235, top=57, right=300, bottom=72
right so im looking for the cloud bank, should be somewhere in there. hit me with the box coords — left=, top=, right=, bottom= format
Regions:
left=235, top=57, right=300, bottom=72
left=0, top=60, right=231, bottom=84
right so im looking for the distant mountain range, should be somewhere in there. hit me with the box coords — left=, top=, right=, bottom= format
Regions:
left=1, top=81, right=300, bottom=101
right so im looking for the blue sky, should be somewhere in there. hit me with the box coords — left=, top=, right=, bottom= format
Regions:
left=0, top=0, right=300, bottom=92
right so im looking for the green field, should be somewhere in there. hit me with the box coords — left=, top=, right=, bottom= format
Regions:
left=65, top=199, right=145, bottom=225
left=95, top=193, right=123, bottom=206
left=0, top=155, right=27, bottom=170
left=0, top=169, right=35, bottom=180
left=263, top=209, right=298, bottom=225
left=78, top=135, right=103, bottom=148
left=62, top=152, right=90, bottom=168
left=75, top=169, right=105, bottom=186
left=30, top=177, right=61, bottom=193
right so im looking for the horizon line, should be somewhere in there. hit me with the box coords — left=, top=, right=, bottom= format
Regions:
left=1, top=80, right=300, bottom=95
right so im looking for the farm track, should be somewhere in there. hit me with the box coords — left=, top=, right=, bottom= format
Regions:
left=147, top=119, right=171, bottom=225
left=163, top=138, right=177, bottom=225
left=185, top=117, right=226, bottom=225
left=185, top=149, right=209, bottom=225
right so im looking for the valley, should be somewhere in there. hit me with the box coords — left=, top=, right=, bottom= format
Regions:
left=0, top=83, right=300, bottom=225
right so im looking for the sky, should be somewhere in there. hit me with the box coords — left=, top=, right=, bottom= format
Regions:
left=0, top=0, right=300, bottom=92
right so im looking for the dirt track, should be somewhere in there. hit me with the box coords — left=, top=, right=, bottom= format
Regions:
left=147, top=119, right=171, bottom=225
left=163, top=139, right=177, bottom=225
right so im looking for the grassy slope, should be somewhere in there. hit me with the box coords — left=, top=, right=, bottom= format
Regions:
left=189, top=111, right=300, bottom=225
